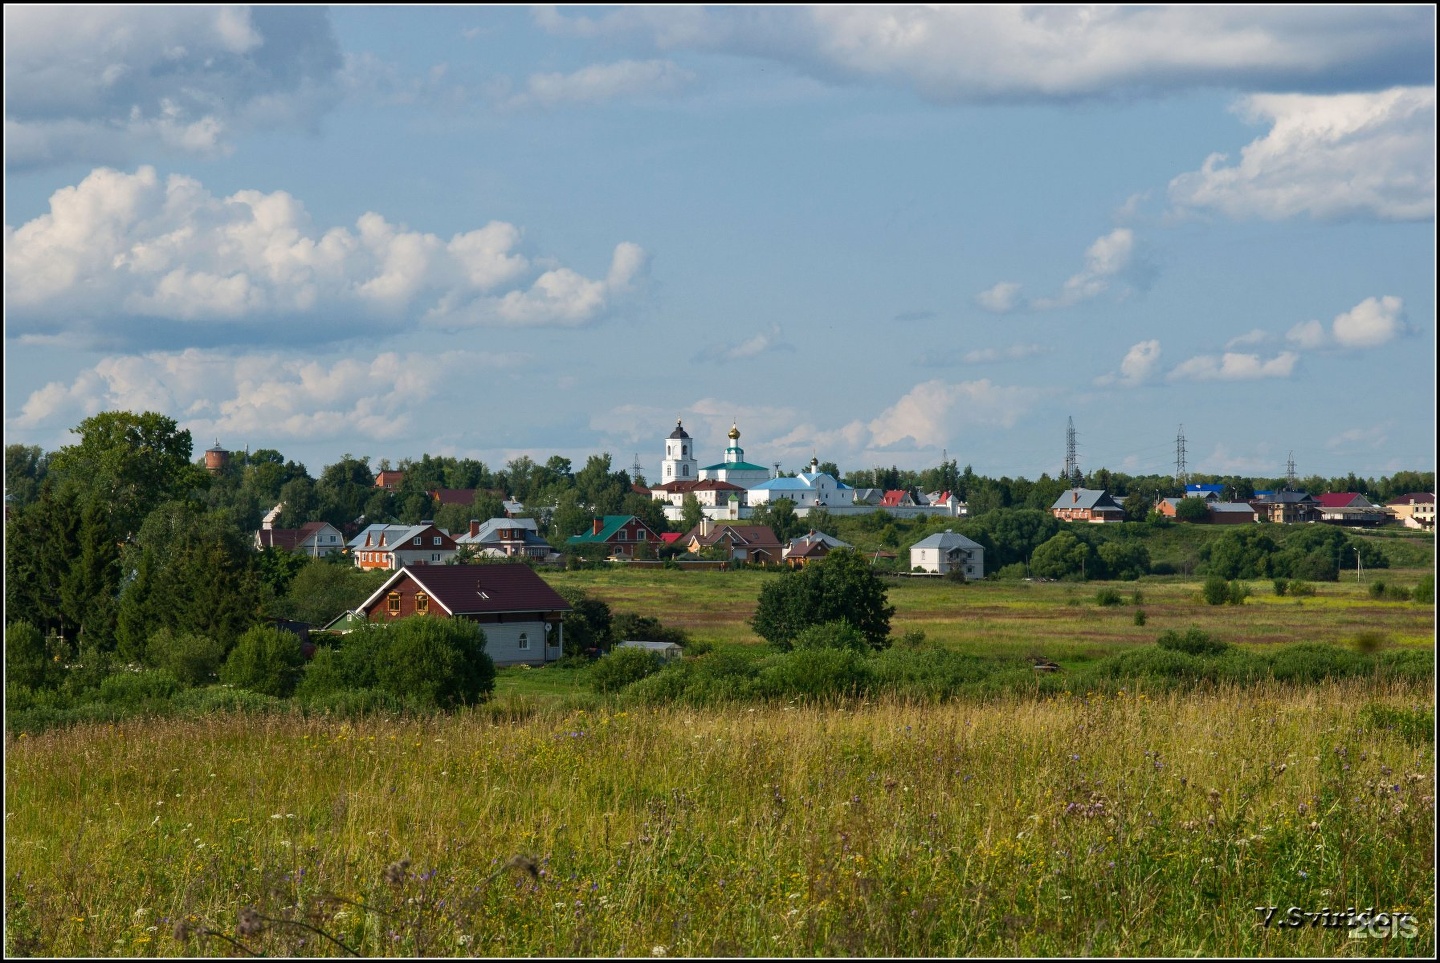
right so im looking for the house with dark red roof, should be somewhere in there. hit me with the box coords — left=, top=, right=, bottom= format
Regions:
left=357, top=564, right=571, bottom=666
left=1314, top=493, right=1389, bottom=526
left=566, top=515, right=664, bottom=558
left=1386, top=492, right=1434, bottom=530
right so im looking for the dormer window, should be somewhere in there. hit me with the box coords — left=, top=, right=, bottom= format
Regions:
left=414, top=536, right=422, bottom=545
left=415, top=593, right=429, bottom=615
left=433, top=536, right=442, bottom=545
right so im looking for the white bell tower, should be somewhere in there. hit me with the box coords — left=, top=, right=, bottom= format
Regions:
left=661, top=419, right=698, bottom=481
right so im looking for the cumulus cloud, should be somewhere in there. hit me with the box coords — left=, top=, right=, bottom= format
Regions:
left=11, top=347, right=522, bottom=443
left=975, top=281, right=1022, bottom=313
left=1286, top=296, right=1407, bottom=349
left=4, top=6, right=343, bottom=170
left=1169, top=87, right=1435, bottom=221
left=1225, top=329, right=1271, bottom=349
left=501, top=59, right=696, bottom=109
left=1167, top=350, right=1299, bottom=382
left=4, top=166, right=646, bottom=348
left=1095, top=339, right=1162, bottom=387
left=961, top=344, right=1047, bottom=364
left=1031, top=228, right=1135, bottom=310
left=691, top=324, right=793, bottom=364
left=534, top=6, right=1432, bottom=103
left=864, top=379, right=1032, bottom=451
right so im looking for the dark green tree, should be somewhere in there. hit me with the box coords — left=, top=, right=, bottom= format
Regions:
left=558, top=588, right=615, bottom=655
left=5, top=443, right=50, bottom=510
left=220, top=624, right=306, bottom=697
left=1175, top=497, right=1211, bottom=523
left=751, top=548, right=894, bottom=651
left=372, top=617, right=495, bottom=708
left=1029, top=530, right=1097, bottom=580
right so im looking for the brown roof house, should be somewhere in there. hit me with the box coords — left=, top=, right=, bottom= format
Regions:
left=1050, top=488, right=1125, bottom=523
left=782, top=530, right=850, bottom=567
left=357, top=564, right=571, bottom=666
left=255, top=520, right=347, bottom=556
left=679, top=519, right=783, bottom=564
left=1386, top=492, right=1434, bottom=530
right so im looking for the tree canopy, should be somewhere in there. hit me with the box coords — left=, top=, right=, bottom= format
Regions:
left=751, top=548, right=895, bottom=652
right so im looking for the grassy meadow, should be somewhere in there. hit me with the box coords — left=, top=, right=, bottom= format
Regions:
left=6, top=560, right=1435, bottom=956
left=5, top=682, right=1433, bottom=957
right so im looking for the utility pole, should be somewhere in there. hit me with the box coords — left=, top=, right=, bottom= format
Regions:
left=1285, top=452, right=1297, bottom=490
left=1356, top=547, right=1363, bottom=583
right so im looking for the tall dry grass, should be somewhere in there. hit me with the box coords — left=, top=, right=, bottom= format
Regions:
left=6, top=679, right=1433, bottom=956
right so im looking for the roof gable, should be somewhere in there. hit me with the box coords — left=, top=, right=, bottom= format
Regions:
left=360, top=564, right=571, bottom=616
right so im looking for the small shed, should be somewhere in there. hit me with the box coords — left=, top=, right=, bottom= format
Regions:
left=616, top=640, right=684, bottom=661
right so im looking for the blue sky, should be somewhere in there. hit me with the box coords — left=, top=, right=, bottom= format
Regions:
left=5, top=5, right=1435, bottom=483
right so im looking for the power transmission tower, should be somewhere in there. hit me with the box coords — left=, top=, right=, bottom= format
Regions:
left=1063, top=417, right=1080, bottom=486
left=1175, top=425, right=1188, bottom=487
left=1285, top=452, right=1297, bottom=490
left=630, top=453, right=644, bottom=477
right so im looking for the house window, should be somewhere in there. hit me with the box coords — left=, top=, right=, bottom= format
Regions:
left=517, top=632, right=530, bottom=650
left=387, top=592, right=401, bottom=615
left=416, top=593, right=429, bottom=615
left=432, top=554, right=440, bottom=562
left=413, top=536, right=421, bottom=545
left=433, top=536, right=441, bottom=545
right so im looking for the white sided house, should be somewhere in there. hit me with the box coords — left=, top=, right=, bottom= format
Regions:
left=910, top=530, right=985, bottom=579
left=748, top=459, right=852, bottom=514
left=357, top=564, right=570, bottom=666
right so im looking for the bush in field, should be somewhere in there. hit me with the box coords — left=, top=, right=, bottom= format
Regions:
left=1386, top=584, right=1412, bottom=602
left=146, top=629, right=226, bottom=687
left=1288, top=580, right=1316, bottom=597
left=755, top=648, right=872, bottom=700
left=1369, top=580, right=1388, bottom=599
left=220, top=625, right=306, bottom=697
left=1095, top=588, right=1123, bottom=607
left=372, top=617, right=495, bottom=709
left=98, top=669, right=181, bottom=708
left=1133, top=609, right=1147, bottom=626
left=751, top=549, right=894, bottom=652
left=1201, top=575, right=1230, bottom=606
left=612, top=612, right=689, bottom=647
left=1265, top=643, right=1365, bottom=683
left=1414, top=573, right=1434, bottom=605
left=6, top=620, right=62, bottom=692
left=1351, top=631, right=1386, bottom=654
left=1273, top=578, right=1290, bottom=597
left=1157, top=627, right=1229, bottom=657
left=1228, top=580, right=1249, bottom=605
left=591, top=647, right=664, bottom=694
left=791, top=621, right=869, bottom=653
left=1029, top=531, right=1096, bottom=580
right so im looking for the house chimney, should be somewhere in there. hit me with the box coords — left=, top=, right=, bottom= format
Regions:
left=701, top=517, right=712, bottom=537
left=1072, top=490, right=1079, bottom=503
left=592, top=517, right=603, bottom=535
left=421, top=519, right=433, bottom=526
left=469, top=519, right=480, bottom=538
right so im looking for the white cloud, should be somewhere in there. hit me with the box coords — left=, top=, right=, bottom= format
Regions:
left=1169, top=87, right=1435, bottom=221
left=1286, top=296, right=1407, bottom=349
left=865, top=379, right=1032, bottom=450
left=504, top=59, right=696, bottom=109
left=961, top=344, right=1046, bottom=364
left=4, top=167, right=645, bottom=347
left=975, top=281, right=1022, bottom=313
left=693, top=324, right=793, bottom=364
left=1096, top=339, right=1162, bottom=387
left=1225, top=329, right=1270, bottom=349
left=11, top=348, right=522, bottom=443
left=4, top=6, right=343, bottom=170
left=534, top=7, right=1432, bottom=103
left=1031, top=228, right=1134, bottom=310
left=1167, top=350, right=1299, bottom=382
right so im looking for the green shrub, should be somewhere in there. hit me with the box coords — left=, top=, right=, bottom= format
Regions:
left=6, top=620, right=61, bottom=692
left=97, top=669, right=181, bottom=709
left=1351, top=631, right=1387, bottom=654
left=1368, top=580, right=1388, bottom=599
left=1361, top=703, right=1435, bottom=746
left=755, top=648, right=872, bottom=700
left=792, top=621, right=869, bottom=653
left=171, top=685, right=285, bottom=715
left=1201, top=575, right=1230, bottom=606
left=1288, top=580, right=1316, bottom=597
left=591, top=646, right=664, bottom=694
left=146, top=629, right=227, bottom=687
left=1272, top=578, right=1289, bottom=597
left=993, top=563, right=1027, bottom=580
left=1130, top=589, right=1144, bottom=606
left=1133, top=609, right=1147, bottom=626
left=1385, top=584, right=1413, bottom=602
left=1095, top=588, right=1123, bottom=607
left=373, top=617, right=495, bottom=709
left=298, top=687, right=410, bottom=718
left=220, top=625, right=306, bottom=698
left=1156, top=627, right=1229, bottom=657
left=1227, top=580, right=1249, bottom=605
left=1264, top=644, right=1364, bottom=684
left=1413, top=573, right=1434, bottom=605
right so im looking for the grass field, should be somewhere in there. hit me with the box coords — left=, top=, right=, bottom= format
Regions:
left=5, top=681, right=1432, bottom=957
left=6, top=562, right=1433, bottom=956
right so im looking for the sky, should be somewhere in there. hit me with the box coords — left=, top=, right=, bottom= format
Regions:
left=4, top=5, right=1436, bottom=484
